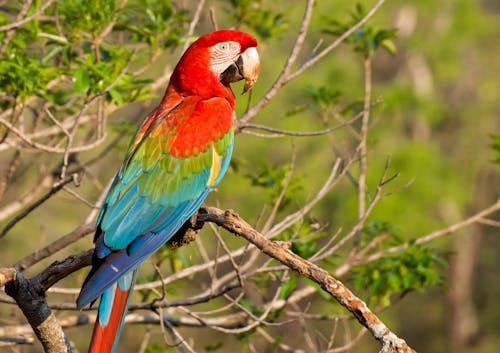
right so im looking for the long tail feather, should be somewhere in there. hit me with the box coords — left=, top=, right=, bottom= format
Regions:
left=88, top=269, right=137, bottom=353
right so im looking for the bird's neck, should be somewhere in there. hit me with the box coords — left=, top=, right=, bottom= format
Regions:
left=166, top=70, right=236, bottom=108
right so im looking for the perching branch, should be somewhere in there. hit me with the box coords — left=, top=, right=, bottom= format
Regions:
left=196, top=207, right=417, bottom=353
left=3, top=197, right=499, bottom=351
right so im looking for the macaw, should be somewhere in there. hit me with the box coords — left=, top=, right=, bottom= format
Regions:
left=76, top=30, right=259, bottom=353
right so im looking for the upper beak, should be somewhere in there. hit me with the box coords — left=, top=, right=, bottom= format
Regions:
left=219, top=47, right=260, bottom=94
left=238, top=47, right=260, bottom=93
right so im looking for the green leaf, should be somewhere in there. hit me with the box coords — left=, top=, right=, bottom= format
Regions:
left=352, top=241, right=447, bottom=305
left=305, top=85, right=341, bottom=109
left=291, top=240, right=318, bottom=259
left=73, top=68, right=90, bottom=93
left=322, top=3, right=397, bottom=58
left=146, top=343, right=172, bottom=353
left=381, top=39, right=397, bottom=55
left=109, top=88, right=124, bottom=104
left=227, top=0, right=288, bottom=40
left=279, top=276, right=298, bottom=300
left=205, top=342, right=224, bottom=352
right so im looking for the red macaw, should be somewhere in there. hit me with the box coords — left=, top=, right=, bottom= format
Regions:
left=77, top=30, right=259, bottom=353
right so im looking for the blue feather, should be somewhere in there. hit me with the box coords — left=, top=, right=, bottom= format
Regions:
left=77, top=190, right=209, bottom=308
left=98, top=285, right=115, bottom=326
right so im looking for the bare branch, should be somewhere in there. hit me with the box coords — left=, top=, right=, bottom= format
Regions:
left=239, top=113, right=362, bottom=138
left=3, top=270, right=73, bottom=353
left=261, top=146, right=296, bottom=233
left=0, top=0, right=55, bottom=32
left=209, top=7, right=219, bottom=31
left=13, top=223, right=93, bottom=272
left=357, top=58, right=373, bottom=220
left=0, top=115, right=108, bottom=154
left=182, top=0, right=205, bottom=53
left=196, top=207, right=416, bottom=353
left=237, top=0, right=315, bottom=127
left=359, top=198, right=500, bottom=265
left=0, top=268, right=16, bottom=285
left=0, top=170, right=84, bottom=238
left=289, top=0, right=386, bottom=80
left=238, top=0, right=386, bottom=127
left=267, top=158, right=345, bottom=238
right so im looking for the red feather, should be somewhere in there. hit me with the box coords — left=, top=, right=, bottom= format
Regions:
left=170, top=97, right=233, bottom=157
left=88, top=285, right=132, bottom=353
left=170, top=30, right=257, bottom=101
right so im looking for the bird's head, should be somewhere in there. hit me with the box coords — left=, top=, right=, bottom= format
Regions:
left=170, top=30, right=260, bottom=101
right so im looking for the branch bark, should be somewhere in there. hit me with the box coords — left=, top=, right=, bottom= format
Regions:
left=1, top=269, right=73, bottom=353
left=196, top=207, right=417, bottom=353
left=2, top=206, right=419, bottom=353
left=6, top=198, right=498, bottom=351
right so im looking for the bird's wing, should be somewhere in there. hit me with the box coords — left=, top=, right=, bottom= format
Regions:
left=77, top=96, right=234, bottom=307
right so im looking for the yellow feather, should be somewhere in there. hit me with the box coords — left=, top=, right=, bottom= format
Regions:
left=207, top=144, right=222, bottom=187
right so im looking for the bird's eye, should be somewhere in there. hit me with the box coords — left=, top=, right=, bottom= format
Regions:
left=217, top=43, right=229, bottom=52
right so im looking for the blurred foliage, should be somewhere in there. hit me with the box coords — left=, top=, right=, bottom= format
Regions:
left=353, top=243, right=446, bottom=306
left=0, top=0, right=185, bottom=107
left=305, top=85, right=342, bottom=110
left=492, top=135, right=500, bottom=164
left=227, top=0, right=288, bottom=39
left=146, top=343, right=173, bottom=353
left=1, top=1, right=499, bottom=353
left=245, top=162, right=304, bottom=210
left=115, top=0, right=188, bottom=54
left=205, top=342, right=225, bottom=352
left=323, top=3, right=397, bottom=58
left=353, top=219, right=447, bottom=306
left=278, top=275, right=298, bottom=300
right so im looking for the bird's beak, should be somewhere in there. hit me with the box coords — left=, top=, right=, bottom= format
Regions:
left=238, top=47, right=260, bottom=94
left=220, top=47, right=260, bottom=94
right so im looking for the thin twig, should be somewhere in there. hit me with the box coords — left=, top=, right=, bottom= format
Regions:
left=238, top=0, right=386, bottom=127
left=14, top=224, right=95, bottom=271
left=209, top=8, right=219, bottom=31
left=0, top=0, right=55, bottom=32
left=237, top=0, right=315, bottom=127
left=182, top=0, right=206, bottom=53
left=261, top=145, right=296, bottom=233
left=0, top=172, right=82, bottom=238
left=357, top=58, right=372, bottom=220
left=239, top=113, right=363, bottom=138
left=359, top=198, right=500, bottom=265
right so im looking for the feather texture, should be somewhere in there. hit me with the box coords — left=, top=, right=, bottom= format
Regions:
left=88, top=270, right=137, bottom=353
left=77, top=29, right=258, bottom=353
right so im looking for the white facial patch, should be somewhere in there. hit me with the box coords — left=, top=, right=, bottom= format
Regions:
left=209, top=41, right=241, bottom=78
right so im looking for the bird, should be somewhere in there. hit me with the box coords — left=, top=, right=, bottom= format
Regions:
left=76, top=30, right=260, bottom=353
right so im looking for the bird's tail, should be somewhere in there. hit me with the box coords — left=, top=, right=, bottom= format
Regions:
left=88, top=269, right=137, bottom=353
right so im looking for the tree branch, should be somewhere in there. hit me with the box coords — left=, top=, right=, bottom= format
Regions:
left=358, top=197, right=500, bottom=266
left=5, top=193, right=496, bottom=351
left=0, top=0, right=55, bottom=32
left=196, top=207, right=417, bottom=353
left=2, top=203, right=418, bottom=352
left=14, top=224, right=95, bottom=271
left=1, top=269, right=73, bottom=353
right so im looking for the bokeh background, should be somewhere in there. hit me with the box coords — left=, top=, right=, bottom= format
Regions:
left=1, top=1, right=499, bottom=352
